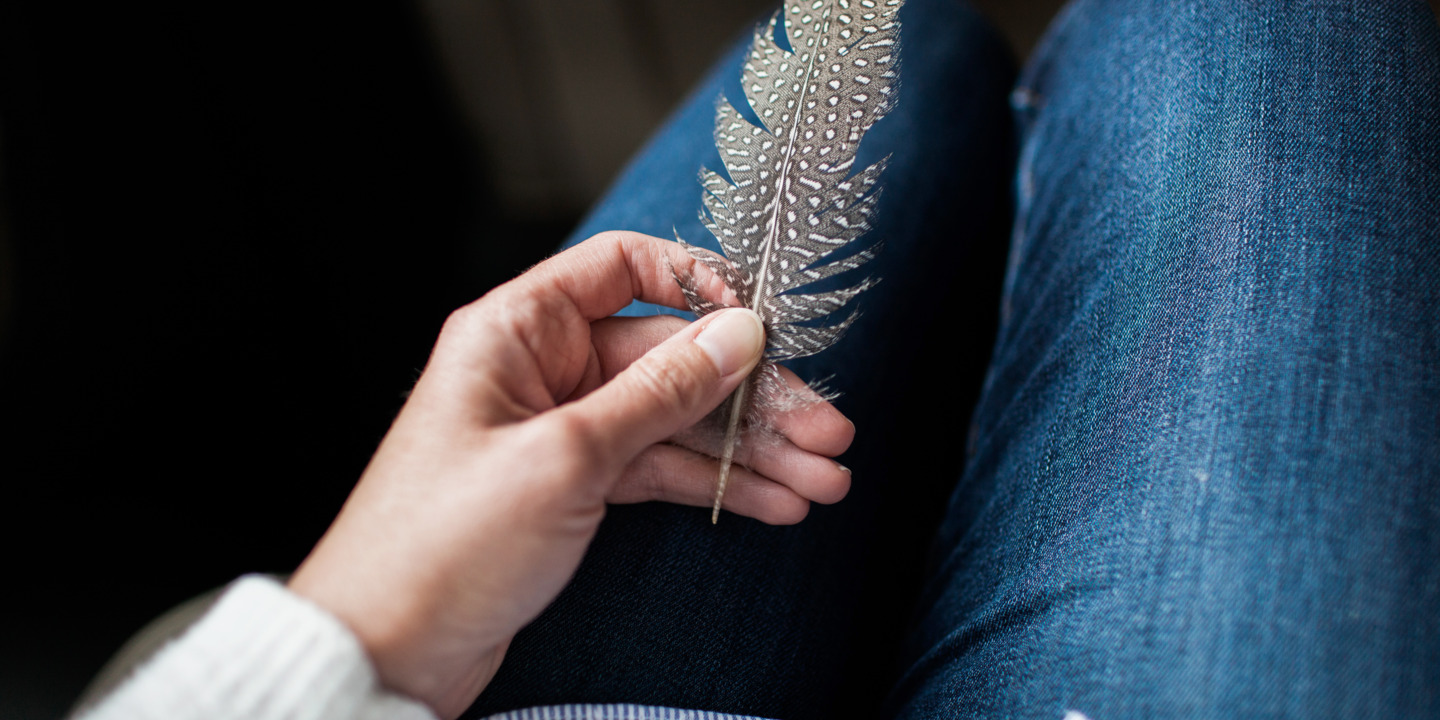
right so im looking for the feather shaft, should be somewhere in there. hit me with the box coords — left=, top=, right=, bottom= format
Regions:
left=711, top=378, right=749, bottom=523
left=675, top=0, right=903, bottom=522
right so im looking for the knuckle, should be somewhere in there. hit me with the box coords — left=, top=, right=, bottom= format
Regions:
left=436, top=300, right=504, bottom=358
left=483, top=292, right=538, bottom=337
left=430, top=305, right=484, bottom=366
left=439, top=303, right=482, bottom=344
left=540, top=412, right=607, bottom=472
left=586, top=230, right=630, bottom=248
left=441, top=291, right=534, bottom=341
left=628, top=354, right=706, bottom=419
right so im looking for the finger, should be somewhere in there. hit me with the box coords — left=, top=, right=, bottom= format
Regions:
left=582, top=316, right=856, bottom=458
left=666, top=427, right=851, bottom=505
left=610, top=444, right=811, bottom=525
left=762, top=371, right=856, bottom=458
left=434, top=233, right=732, bottom=406
left=500, top=231, right=730, bottom=322
left=554, top=308, right=765, bottom=468
left=575, top=315, right=690, bottom=398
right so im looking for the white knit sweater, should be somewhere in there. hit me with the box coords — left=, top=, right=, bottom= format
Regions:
left=76, top=576, right=435, bottom=720
left=77, top=576, right=767, bottom=720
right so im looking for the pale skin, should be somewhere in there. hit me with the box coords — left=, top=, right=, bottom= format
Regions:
left=288, top=231, right=854, bottom=719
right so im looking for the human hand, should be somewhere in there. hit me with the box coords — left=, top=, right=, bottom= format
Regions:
left=287, top=232, right=854, bottom=718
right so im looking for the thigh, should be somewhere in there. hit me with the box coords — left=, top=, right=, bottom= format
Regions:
left=464, top=2, right=1019, bottom=719
left=889, top=2, right=1440, bottom=718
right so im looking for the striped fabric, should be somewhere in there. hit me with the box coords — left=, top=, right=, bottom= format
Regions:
left=481, top=705, right=773, bottom=720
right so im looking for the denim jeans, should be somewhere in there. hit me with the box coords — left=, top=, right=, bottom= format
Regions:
left=465, top=1, right=1440, bottom=719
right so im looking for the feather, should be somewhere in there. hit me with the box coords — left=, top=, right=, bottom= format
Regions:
left=673, top=0, right=903, bottom=522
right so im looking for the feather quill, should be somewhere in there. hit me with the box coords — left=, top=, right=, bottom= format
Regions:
left=673, top=0, right=903, bottom=522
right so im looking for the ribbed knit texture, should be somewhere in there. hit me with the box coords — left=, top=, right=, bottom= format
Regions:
left=78, top=575, right=435, bottom=720
left=480, top=706, right=769, bottom=720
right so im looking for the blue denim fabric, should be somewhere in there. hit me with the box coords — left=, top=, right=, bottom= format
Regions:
left=889, top=1, right=1440, bottom=718
left=465, top=1, right=1440, bottom=719
left=465, top=2, right=1017, bottom=719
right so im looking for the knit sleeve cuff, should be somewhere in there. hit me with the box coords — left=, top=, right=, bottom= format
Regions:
left=83, top=575, right=435, bottom=720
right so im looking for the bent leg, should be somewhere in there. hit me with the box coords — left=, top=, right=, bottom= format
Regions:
left=890, top=2, right=1440, bottom=718
left=465, top=2, right=1018, bottom=719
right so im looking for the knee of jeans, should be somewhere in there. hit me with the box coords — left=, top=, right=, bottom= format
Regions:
left=1008, top=0, right=1440, bottom=301
left=1019, top=0, right=1440, bottom=168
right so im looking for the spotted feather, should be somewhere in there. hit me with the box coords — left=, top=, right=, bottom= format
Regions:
left=672, top=0, right=902, bottom=522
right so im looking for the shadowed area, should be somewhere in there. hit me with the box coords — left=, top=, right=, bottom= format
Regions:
left=0, top=1, right=1066, bottom=716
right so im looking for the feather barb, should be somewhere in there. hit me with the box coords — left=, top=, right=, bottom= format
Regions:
left=673, top=0, right=903, bottom=522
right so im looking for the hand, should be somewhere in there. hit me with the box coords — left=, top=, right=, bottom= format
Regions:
left=287, top=232, right=854, bottom=718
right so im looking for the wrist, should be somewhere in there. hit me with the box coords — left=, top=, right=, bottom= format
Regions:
left=288, top=544, right=505, bottom=719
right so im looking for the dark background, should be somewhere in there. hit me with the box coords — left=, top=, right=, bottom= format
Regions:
left=0, top=4, right=490, bottom=717
left=0, top=1, right=1067, bottom=717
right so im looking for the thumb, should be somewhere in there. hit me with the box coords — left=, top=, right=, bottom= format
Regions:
left=557, top=308, right=765, bottom=468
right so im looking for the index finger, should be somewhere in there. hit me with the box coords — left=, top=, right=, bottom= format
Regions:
left=500, top=231, right=732, bottom=322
